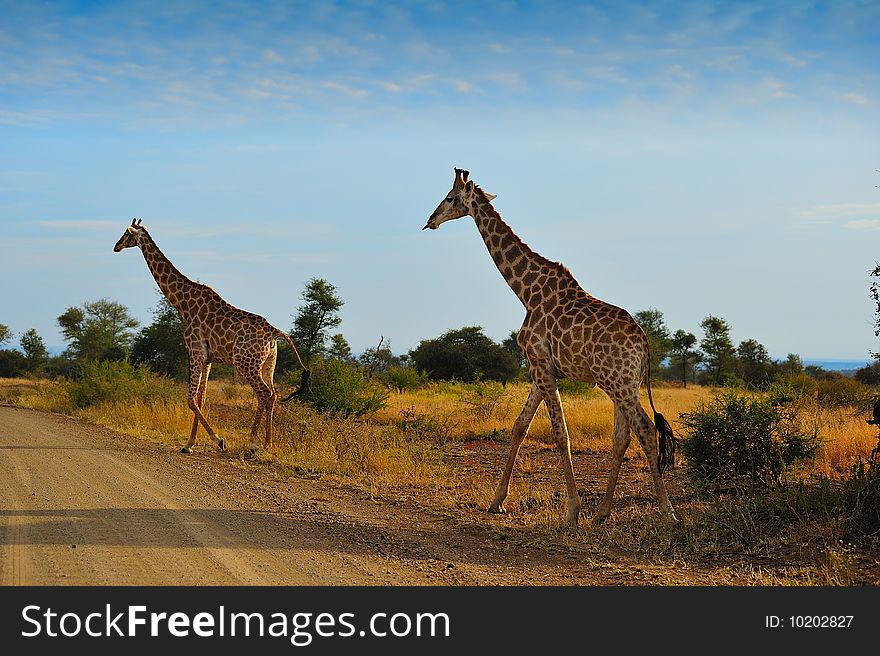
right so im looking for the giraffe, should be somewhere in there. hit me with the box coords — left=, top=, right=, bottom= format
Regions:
left=424, top=169, right=677, bottom=527
left=113, top=219, right=309, bottom=455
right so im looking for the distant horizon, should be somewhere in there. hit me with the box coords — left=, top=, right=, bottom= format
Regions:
left=24, top=345, right=876, bottom=372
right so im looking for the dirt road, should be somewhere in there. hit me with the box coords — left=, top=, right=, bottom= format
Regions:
left=0, top=406, right=621, bottom=585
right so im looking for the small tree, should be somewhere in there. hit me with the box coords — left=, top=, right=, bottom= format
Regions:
left=669, top=329, right=702, bottom=387
left=130, top=297, right=188, bottom=379
left=700, top=315, right=735, bottom=386
left=735, top=338, right=773, bottom=389
left=359, top=336, right=397, bottom=378
left=633, top=308, right=671, bottom=379
left=290, top=278, right=344, bottom=364
left=0, top=324, right=12, bottom=346
left=327, top=333, right=353, bottom=362
left=57, top=298, right=139, bottom=362
left=20, top=328, right=48, bottom=373
left=777, top=353, right=804, bottom=378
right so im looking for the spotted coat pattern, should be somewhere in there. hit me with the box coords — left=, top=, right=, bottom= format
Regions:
left=113, top=220, right=305, bottom=454
left=426, top=170, right=676, bottom=526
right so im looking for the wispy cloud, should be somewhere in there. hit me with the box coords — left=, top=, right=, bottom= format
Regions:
left=844, top=219, right=880, bottom=230
left=38, top=220, right=119, bottom=230
left=801, top=203, right=880, bottom=219
left=837, top=91, right=871, bottom=106
left=322, top=80, right=368, bottom=98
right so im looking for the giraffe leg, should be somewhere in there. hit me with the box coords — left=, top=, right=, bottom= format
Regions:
left=260, top=345, right=278, bottom=449
left=242, top=368, right=272, bottom=457
left=623, top=396, right=677, bottom=522
left=543, top=388, right=581, bottom=527
left=181, top=359, right=225, bottom=453
left=594, top=403, right=632, bottom=524
left=182, top=363, right=211, bottom=453
left=489, top=384, right=542, bottom=514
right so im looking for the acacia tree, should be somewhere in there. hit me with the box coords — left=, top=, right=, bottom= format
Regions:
left=290, top=278, right=344, bottom=364
left=669, top=329, right=702, bottom=387
left=736, top=338, right=773, bottom=388
left=327, top=333, right=353, bottom=362
left=700, top=315, right=735, bottom=386
left=0, top=324, right=11, bottom=346
left=634, top=308, right=671, bottom=379
left=20, top=328, right=48, bottom=373
left=57, top=298, right=139, bottom=362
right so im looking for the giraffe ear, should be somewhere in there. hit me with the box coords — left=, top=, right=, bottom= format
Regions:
left=484, top=192, right=497, bottom=201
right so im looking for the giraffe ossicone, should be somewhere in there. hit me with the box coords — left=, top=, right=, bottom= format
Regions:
left=425, top=169, right=677, bottom=527
left=113, top=219, right=309, bottom=455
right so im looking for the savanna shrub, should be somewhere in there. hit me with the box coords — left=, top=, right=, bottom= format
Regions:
left=458, top=381, right=510, bottom=422
left=66, top=359, right=177, bottom=408
left=557, top=378, right=602, bottom=398
left=815, top=377, right=873, bottom=409
left=679, top=390, right=820, bottom=494
left=296, top=358, right=389, bottom=418
left=385, top=366, right=429, bottom=392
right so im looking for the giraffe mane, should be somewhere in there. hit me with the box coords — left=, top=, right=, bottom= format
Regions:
left=472, top=183, right=576, bottom=281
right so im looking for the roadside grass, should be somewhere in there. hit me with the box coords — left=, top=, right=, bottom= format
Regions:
left=3, top=375, right=878, bottom=584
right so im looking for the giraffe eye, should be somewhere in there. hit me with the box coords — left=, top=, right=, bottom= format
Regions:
left=446, top=197, right=453, bottom=203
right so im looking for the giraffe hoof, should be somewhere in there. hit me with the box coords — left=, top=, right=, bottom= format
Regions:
left=179, top=447, right=192, bottom=454
left=592, top=513, right=609, bottom=526
left=217, top=438, right=226, bottom=452
left=245, top=448, right=256, bottom=459
left=487, top=503, right=506, bottom=515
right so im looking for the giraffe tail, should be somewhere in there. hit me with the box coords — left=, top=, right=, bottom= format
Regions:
left=273, top=329, right=311, bottom=400
left=646, top=355, right=676, bottom=475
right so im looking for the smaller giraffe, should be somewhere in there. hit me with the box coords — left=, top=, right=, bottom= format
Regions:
left=114, top=219, right=309, bottom=455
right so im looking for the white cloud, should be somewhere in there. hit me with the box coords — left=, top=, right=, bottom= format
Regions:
left=450, top=79, right=477, bottom=93
left=838, top=91, right=870, bottom=106
left=844, top=219, right=880, bottom=230
left=38, top=220, right=119, bottom=230
left=487, top=72, right=526, bottom=91
left=322, top=80, right=368, bottom=98
left=263, top=49, right=284, bottom=64
left=801, top=203, right=880, bottom=219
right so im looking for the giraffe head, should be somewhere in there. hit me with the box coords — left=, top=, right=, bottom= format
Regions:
left=423, top=168, right=496, bottom=230
left=113, top=218, right=146, bottom=252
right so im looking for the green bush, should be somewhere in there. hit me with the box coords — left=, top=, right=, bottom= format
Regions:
left=557, top=378, right=602, bottom=398
left=66, top=359, right=177, bottom=408
left=458, top=381, right=510, bottom=422
left=841, top=458, right=880, bottom=536
left=295, top=358, right=389, bottom=418
left=679, top=390, right=820, bottom=494
left=815, top=377, right=873, bottom=409
left=385, top=366, right=429, bottom=392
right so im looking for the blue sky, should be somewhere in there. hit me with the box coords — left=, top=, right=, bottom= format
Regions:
left=1, top=0, right=879, bottom=361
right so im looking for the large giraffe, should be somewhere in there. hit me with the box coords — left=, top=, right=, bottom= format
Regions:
left=424, top=169, right=677, bottom=526
left=113, top=219, right=309, bottom=455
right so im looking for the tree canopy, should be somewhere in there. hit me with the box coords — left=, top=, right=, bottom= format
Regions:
left=57, top=298, right=139, bottom=362
left=409, top=326, right=519, bottom=383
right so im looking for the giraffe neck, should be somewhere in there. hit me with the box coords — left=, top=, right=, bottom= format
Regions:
left=467, top=190, right=574, bottom=311
left=137, top=232, right=195, bottom=314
